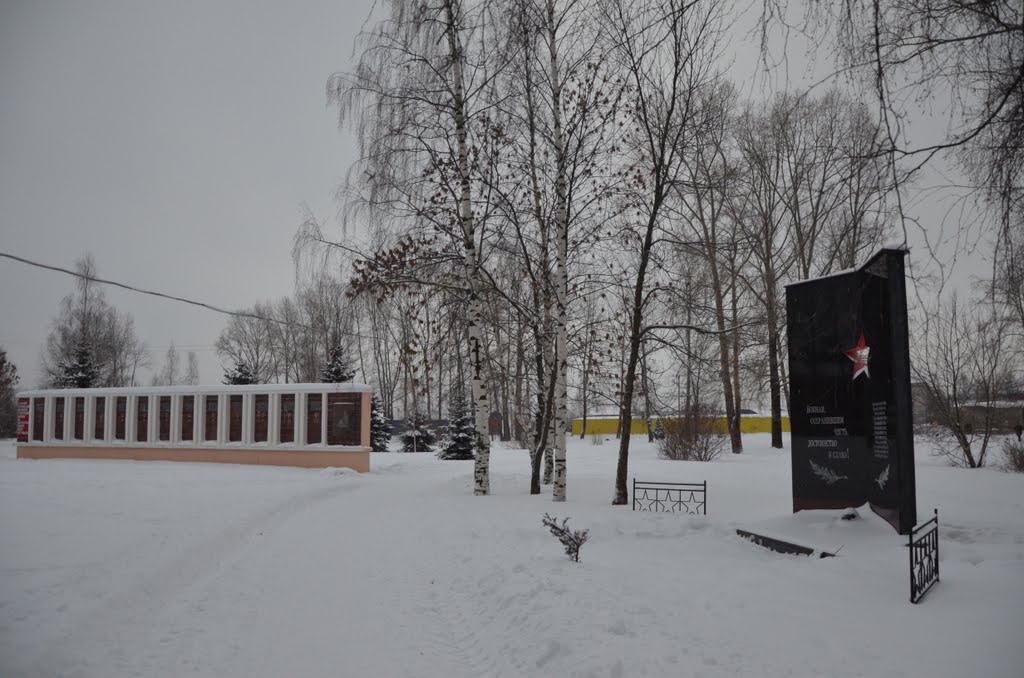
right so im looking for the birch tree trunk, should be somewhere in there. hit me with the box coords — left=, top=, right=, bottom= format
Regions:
left=547, top=0, right=569, bottom=502
left=444, top=2, right=491, bottom=494
left=544, top=418, right=554, bottom=484
left=517, top=13, right=555, bottom=494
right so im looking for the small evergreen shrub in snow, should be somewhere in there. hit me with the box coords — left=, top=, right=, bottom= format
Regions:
left=1000, top=439, right=1024, bottom=473
left=57, top=337, right=101, bottom=388
left=542, top=513, right=590, bottom=563
left=223, top=361, right=257, bottom=385
left=370, top=395, right=393, bottom=452
left=437, top=388, right=475, bottom=460
left=400, top=411, right=436, bottom=453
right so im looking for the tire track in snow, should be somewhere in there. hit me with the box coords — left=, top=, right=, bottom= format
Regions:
left=11, top=478, right=360, bottom=678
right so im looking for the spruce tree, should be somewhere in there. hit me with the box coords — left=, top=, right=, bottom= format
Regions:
left=320, top=340, right=355, bottom=383
left=438, top=387, right=475, bottom=460
left=223, top=360, right=257, bottom=385
left=0, top=348, right=19, bottom=437
left=370, top=395, right=392, bottom=452
left=57, top=337, right=100, bottom=388
left=400, top=410, right=436, bottom=453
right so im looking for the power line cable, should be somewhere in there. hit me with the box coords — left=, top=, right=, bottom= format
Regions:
left=0, top=250, right=370, bottom=339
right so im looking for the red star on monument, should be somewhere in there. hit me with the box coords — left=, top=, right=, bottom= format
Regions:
left=845, top=332, right=871, bottom=380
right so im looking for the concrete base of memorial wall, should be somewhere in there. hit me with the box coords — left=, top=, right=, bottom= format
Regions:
left=17, top=445, right=371, bottom=472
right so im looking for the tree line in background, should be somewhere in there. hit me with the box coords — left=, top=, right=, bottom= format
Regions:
left=307, top=0, right=1018, bottom=493
left=304, top=0, right=910, bottom=502
left=4, top=0, right=1019, bottom=483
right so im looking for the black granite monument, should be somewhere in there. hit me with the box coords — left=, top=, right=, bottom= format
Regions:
left=786, top=248, right=917, bottom=534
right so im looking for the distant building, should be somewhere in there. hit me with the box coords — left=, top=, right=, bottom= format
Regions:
left=911, top=382, right=940, bottom=425
left=960, top=401, right=1024, bottom=432
left=571, top=413, right=790, bottom=436
left=911, top=382, right=1024, bottom=431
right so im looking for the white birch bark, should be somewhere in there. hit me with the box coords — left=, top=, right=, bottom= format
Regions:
left=525, top=101, right=554, bottom=492
left=543, top=423, right=554, bottom=484
left=444, top=0, right=491, bottom=495
left=519, top=5, right=556, bottom=494
left=547, top=0, right=569, bottom=502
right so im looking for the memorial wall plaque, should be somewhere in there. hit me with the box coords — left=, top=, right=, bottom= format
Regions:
left=17, top=398, right=29, bottom=443
left=786, top=249, right=917, bottom=534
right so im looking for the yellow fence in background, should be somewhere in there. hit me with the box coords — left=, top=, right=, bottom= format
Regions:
left=570, top=416, right=791, bottom=436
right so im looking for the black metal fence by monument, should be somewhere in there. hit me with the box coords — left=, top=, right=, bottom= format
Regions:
left=632, top=479, right=706, bottom=514
left=910, top=509, right=940, bottom=604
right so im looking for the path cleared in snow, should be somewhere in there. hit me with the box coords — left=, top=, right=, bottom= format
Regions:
left=1, top=435, right=1022, bottom=677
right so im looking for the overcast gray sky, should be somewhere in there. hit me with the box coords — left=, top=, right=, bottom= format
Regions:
left=0, top=1, right=984, bottom=388
left=0, top=0, right=375, bottom=386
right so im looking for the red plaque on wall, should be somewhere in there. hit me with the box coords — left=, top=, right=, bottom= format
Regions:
left=17, top=398, right=30, bottom=442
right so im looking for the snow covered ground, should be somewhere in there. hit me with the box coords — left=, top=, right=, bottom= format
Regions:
left=1, top=434, right=1022, bottom=678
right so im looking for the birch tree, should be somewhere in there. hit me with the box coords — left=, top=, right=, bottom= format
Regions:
left=42, top=255, right=148, bottom=388
left=185, top=351, right=200, bottom=385
left=511, top=0, right=620, bottom=499
left=331, top=0, right=501, bottom=494
left=152, top=342, right=182, bottom=386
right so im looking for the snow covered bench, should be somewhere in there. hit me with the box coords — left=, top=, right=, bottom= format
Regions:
left=632, top=478, right=706, bottom=515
